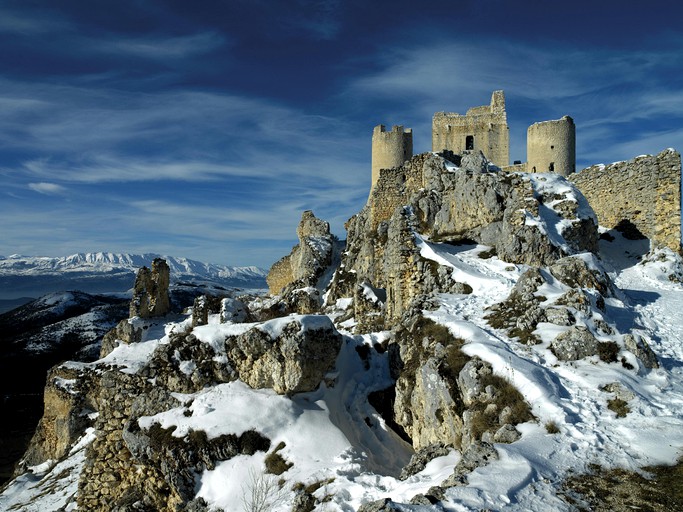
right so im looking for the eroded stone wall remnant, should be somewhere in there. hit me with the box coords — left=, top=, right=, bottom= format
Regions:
left=570, top=148, right=682, bottom=252
left=130, top=258, right=171, bottom=318
left=432, top=90, right=510, bottom=169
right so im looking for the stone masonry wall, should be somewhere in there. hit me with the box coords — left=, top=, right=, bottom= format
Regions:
left=570, top=148, right=681, bottom=252
left=371, top=124, right=413, bottom=196
left=432, top=90, right=509, bottom=168
left=527, top=116, right=576, bottom=177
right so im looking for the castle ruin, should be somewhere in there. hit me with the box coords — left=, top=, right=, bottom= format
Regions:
left=369, top=90, right=682, bottom=253
left=527, top=116, right=576, bottom=177
left=432, top=90, right=510, bottom=169
left=371, top=124, right=413, bottom=196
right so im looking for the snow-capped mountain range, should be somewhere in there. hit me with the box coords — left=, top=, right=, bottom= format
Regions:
left=0, top=252, right=267, bottom=300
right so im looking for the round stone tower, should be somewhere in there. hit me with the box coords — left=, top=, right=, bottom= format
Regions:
left=527, top=116, right=576, bottom=177
left=371, top=124, right=413, bottom=194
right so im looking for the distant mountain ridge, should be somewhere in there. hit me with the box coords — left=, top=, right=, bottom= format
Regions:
left=0, top=252, right=267, bottom=300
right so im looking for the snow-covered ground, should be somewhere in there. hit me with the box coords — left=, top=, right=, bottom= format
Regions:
left=1, top=233, right=682, bottom=511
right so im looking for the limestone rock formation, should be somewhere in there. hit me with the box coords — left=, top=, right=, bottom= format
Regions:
left=14, top=364, right=95, bottom=475
left=100, top=317, right=143, bottom=358
left=266, top=210, right=342, bottom=314
left=326, top=151, right=598, bottom=329
left=225, top=315, right=342, bottom=394
left=388, top=315, right=530, bottom=452
left=130, top=257, right=171, bottom=318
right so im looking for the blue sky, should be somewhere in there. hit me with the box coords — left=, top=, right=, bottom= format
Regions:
left=1, top=1, right=681, bottom=269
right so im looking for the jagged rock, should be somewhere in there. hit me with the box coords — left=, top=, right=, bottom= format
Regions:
left=191, top=295, right=223, bottom=327
left=326, top=152, right=598, bottom=330
left=459, top=149, right=490, bottom=173
left=130, top=258, right=171, bottom=319
left=357, top=498, right=403, bottom=512
left=458, top=358, right=494, bottom=407
left=624, top=333, right=659, bottom=369
left=549, top=255, right=610, bottom=295
left=399, top=443, right=450, bottom=480
left=441, top=441, right=499, bottom=488
left=291, top=491, right=316, bottom=512
left=15, top=364, right=96, bottom=474
left=545, top=307, right=576, bottom=326
left=493, top=424, right=522, bottom=443
left=266, top=210, right=338, bottom=299
left=220, top=297, right=251, bottom=323
left=555, top=288, right=595, bottom=314
left=225, top=315, right=342, bottom=394
left=101, top=318, right=144, bottom=358
left=391, top=315, right=466, bottom=450
left=551, top=326, right=600, bottom=361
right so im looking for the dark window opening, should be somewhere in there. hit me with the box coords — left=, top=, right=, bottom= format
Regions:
left=551, top=145, right=554, bottom=149
left=465, top=135, right=474, bottom=150
left=514, top=160, right=522, bottom=165
left=549, top=162, right=555, bottom=172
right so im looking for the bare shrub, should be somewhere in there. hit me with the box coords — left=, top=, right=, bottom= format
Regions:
left=242, top=466, right=287, bottom=512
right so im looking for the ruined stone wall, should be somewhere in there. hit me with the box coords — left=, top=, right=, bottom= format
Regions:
left=432, top=90, right=509, bottom=168
left=527, top=116, right=576, bottom=177
left=371, top=124, right=413, bottom=195
left=569, top=149, right=681, bottom=252
left=265, top=255, right=294, bottom=295
left=369, top=153, right=436, bottom=230
left=501, top=163, right=527, bottom=173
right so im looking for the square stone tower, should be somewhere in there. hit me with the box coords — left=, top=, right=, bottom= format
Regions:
left=432, top=90, right=509, bottom=168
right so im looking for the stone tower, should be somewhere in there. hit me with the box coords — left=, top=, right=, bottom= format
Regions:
left=527, top=116, right=576, bottom=177
left=432, top=90, right=509, bottom=168
left=371, top=124, right=413, bottom=194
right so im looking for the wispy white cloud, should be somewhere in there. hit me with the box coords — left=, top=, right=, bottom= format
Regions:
left=92, top=32, right=227, bottom=59
left=28, top=182, right=67, bottom=195
left=346, top=37, right=683, bottom=163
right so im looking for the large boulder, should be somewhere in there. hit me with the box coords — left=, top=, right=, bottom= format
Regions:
left=225, top=315, right=342, bottom=394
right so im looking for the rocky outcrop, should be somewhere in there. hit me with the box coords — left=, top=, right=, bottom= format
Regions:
left=130, top=258, right=171, bottom=318
left=14, top=364, right=96, bottom=475
left=225, top=315, right=342, bottom=394
left=266, top=210, right=342, bottom=314
left=486, top=254, right=658, bottom=369
left=389, top=315, right=530, bottom=452
left=100, top=317, right=143, bottom=358
left=327, top=152, right=598, bottom=330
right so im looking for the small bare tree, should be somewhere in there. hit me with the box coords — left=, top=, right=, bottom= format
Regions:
left=242, top=466, right=287, bottom=512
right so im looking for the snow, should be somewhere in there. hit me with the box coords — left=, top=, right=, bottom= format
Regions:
left=3, top=229, right=683, bottom=511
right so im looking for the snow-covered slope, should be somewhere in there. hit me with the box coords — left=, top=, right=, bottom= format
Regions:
left=2, top=232, right=682, bottom=511
left=0, top=253, right=267, bottom=300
